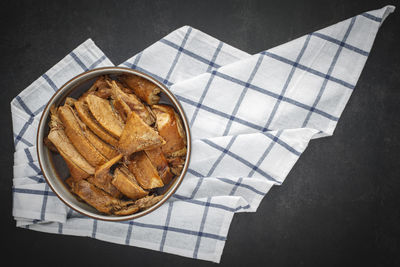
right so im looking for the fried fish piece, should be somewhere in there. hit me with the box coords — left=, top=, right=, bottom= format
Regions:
left=47, top=109, right=94, bottom=180
left=128, top=151, right=164, bottom=189
left=111, top=166, right=148, bottom=200
left=112, top=98, right=131, bottom=122
left=145, top=147, right=174, bottom=184
left=80, top=76, right=113, bottom=100
left=109, top=80, right=155, bottom=125
left=88, top=154, right=123, bottom=198
left=74, top=100, right=119, bottom=147
left=58, top=105, right=108, bottom=167
left=64, top=98, right=119, bottom=160
left=85, top=94, right=124, bottom=138
left=135, top=195, right=164, bottom=210
left=167, top=156, right=186, bottom=176
left=118, top=111, right=165, bottom=156
left=119, top=74, right=161, bottom=105
left=152, top=104, right=187, bottom=157
left=44, top=136, right=58, bottom=153
left=68, top=179, right=139, bottom=215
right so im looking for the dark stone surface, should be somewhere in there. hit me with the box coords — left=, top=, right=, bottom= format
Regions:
left=1, top=0, right=399, bottom=266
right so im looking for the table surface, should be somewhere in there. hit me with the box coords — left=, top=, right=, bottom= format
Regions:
left=2, top=0, right=399, bottom=266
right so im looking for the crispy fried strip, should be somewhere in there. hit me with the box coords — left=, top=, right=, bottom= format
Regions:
left=128, top=151, right=164, bottom=189
left=167, top=156, right=186, bottom=176
left=82, top=126, right=120, bottom=160
left=119, top=74, right=161, bottom=105
left=88, top=154, right=123, bottom=199
left=47, top=113, right=94, bottom=180
left=58, top=105, right=107, bottom=166
left=86, top=94, right=124, bottom=138
left=68, top=179, right=138, bottom=215
left=118, top=111, right=165, bottom=156
left=75, top=100, right=119, bottom=147
left=80, top=76, right=112, bottom=100
left=112, top=98, right=130, bottom=122
left=135, top=195, right=164, bottom=210
left=87, top=176, right=122, bottom=199
left=152, top=104, right=187, bottom=157
left=145, top=147, right=174, bottom=184
left=95, top=154, right=123, bottom=178
left=109, top=80, right=155, bottom=125
left=111, top=167, right=148, bottom=200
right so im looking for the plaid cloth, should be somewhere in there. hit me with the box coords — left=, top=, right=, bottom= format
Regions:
left=11, top=6, right=394, bottom=263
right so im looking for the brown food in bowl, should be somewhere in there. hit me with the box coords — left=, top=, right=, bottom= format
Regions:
left=46, top=75, right=187, bottom=216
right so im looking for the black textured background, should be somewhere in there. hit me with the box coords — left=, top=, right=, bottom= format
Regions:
left=2, top=0, right=399, bottom=266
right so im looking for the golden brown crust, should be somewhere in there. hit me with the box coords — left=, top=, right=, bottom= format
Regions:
left=44, top=136, right=58, bottom=153
left=128, top=151, right=164, bottom=189
left=87, top=175, right=122, bottom=199
left=82, top=126, right=120, bottom=160
left=145, top=147, right=174, bottom=184
left=58, top=105, right=107, bottom=167
left=135, top=195, right=164, bottom=210
left=112, top=98, right=131, bottom=123
left=152, top=104, right=187, bottom=157
left=119, top=74, right=161, bottom=105
left=109, top=80, right=155, bottom=125
left=85, top=94, right=124, bottom=138
left=118, top=111, right=165, bottom=156
left=59, top=149, right=92, bottom=181
left=95, top=154, right=123, bottom=179
left=47, top=113, right=95, bottom=180
left=111, top=167, right=148, bottom=200
left=167, top=156, right=186, bottom=176
left=68, top=179, right=138, bottom=215
left=74, top=100, right=119, bottom=147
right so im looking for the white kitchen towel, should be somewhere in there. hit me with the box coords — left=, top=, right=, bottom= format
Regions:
left=11, top=6, right=394, bottom=263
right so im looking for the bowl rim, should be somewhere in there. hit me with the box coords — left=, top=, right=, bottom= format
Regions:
left=36, top=66, right=191, bottom=221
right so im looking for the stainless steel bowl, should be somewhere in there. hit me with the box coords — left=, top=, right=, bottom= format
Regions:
left=36, top=67, right=191, bottom=221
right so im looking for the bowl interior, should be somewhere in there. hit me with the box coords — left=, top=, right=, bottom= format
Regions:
left=37, top=67, right=190, bottom=221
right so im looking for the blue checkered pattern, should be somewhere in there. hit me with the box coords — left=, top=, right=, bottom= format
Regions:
left=11, top=6, right=394, bottom=263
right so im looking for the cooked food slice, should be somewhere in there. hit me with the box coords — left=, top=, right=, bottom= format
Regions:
left=167, top=156, right=186, bottom=176
left=85, top=94, right=124, bottom=138
left=145, top=147, right=174, bottom=184
left=109, top=97, right=126, bottom=125
left=127, top=151, right=164, bottom=189
left=74, top=100, right=119, bottom=147
left=47, top=111, right=94, bottom=180
left=60, top=149, right=92, bottom=180
left=64, top=97, right=77, bottom=106
left=118, top=111, right=165, bottom=156
left=93, top=76, right=113, bottom=99
left=65, top=176, right=74, bottom=188
left=83, top=126, right=120, bottom=160
left=112, top=98, right=130, bottom=122
left=64, top=98, right=119, bottom=160
left=119, top=74, right=161, bottom=105
left=111, top=166, right=148, bottom=200
left=113, top=205, right=140, bottom=216
left=135, top=195, right=164, bottom=210
left=80, top=76, right=113, bottom=99
left=109, top=80, right=155, bottom=125
left=95, top=154, right=123, bottom=179
left=88, top=154, right=123, bottom=199
left=44, top=136, right=58, bottom=153
left=152, top=104, right=187, bottom=157
left=58, top=105, right=107, bottom=166
left=68, top=179, right=139, bottom=215
left=87, top=175, right=122, bottom=199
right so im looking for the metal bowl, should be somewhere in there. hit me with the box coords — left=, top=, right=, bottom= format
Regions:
left=36, top=67, right=191, bottom=221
